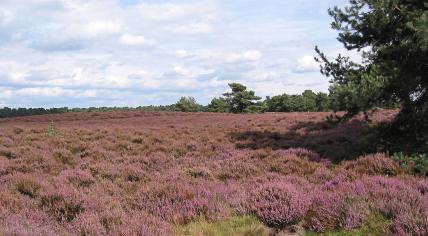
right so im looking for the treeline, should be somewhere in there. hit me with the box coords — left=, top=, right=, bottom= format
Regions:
left=0, top=106, right=180, bottom=118
left=0, top=83, right=399, bottom=118
left=178, top=83, right=398, bottom=113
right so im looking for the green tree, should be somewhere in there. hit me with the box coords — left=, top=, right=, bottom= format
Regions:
left=223, top=83, right=261, bottom=113
left=316, top=0, right=428, bottom=152
left=174, top=96, right=201, bottom=112
left=315, top=92, right=331, bottom=112
left=301, top=90, right=317, bottom=111
left=207, top=97, right=230, bottom=113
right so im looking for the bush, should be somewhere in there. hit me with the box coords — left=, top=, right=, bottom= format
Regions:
left=138, top=183, right=219, bottom=224
left=392, top=153, right=428, bottom=176
left=40, top=187, right=84, bottom=222
left=72, top=210, right=172, bottom=236
left=341, top=153, right=401, bottom=176
left=247, top=180, right=311, bottom=228
left=175, top=216, right=270, bottom=236
left=305, top=191, right=344, bottom=232
left=52, top=149, right=74, bottom=165
left=15, top=179, right=41, bottom=198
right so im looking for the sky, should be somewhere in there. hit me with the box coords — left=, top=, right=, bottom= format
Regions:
left=0, top=0, right=352, bottom=108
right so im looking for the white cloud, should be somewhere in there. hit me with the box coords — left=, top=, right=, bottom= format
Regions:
left=0, top=9, right=14, bottom=26
left=169, top=23, right=214, bottom=34
left=118, top=34, right=156, bottom=46
left=295, top=56, right=319, bottom=73
left=13, top=87, right=95, bottom=98
left=0, top=0, right=349, bottom=107
left=135, top=2, right=218, bottom=21
left=174, top=50, right=262, bottom=64
left=85, top=21, right=122, bottom=38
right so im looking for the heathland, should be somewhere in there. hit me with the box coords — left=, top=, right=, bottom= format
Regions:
left=0, top=110, right=427, bottom=235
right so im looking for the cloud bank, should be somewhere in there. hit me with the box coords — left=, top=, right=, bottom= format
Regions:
left=0, top=0, right=350, bottom=107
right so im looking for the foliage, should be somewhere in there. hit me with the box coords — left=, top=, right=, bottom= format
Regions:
left=174, top=96, right=203, bottom=112
left=341, top=153, right=402, bottom=176
left=46, top=121, right=60, bottom=137
left=392, top=152, right=428, bottom=176
left=316, top=0, right=428, bottom=151
left=15, top=179, right=41, bottom=198
left=0, top=107, right=69, bottom=118
left=247, top=179, right=311, bottom=227
left=0, top=111, right=427, bottom=235
left=207, top=97, right=230, bottom=113
left=304, top=214, right=391, bottom=236
left=266, top=90, right=332, bottom=112
left=175, top=216, right=270, bottom=236
left=223, top=83, right=262, bottom=113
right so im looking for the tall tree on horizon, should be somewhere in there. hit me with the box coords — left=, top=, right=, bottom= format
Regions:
left=223, top=83, right=261, bottom=113
left=316, top=0, right=428, bottom=152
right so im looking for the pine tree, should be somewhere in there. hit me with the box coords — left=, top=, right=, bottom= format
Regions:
left=316, top=0, right=428, bottom=152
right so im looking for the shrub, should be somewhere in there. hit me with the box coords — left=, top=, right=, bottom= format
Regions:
left=0, top=148, right=18, bottom=160
left=391, top=210, right=428, bottom=236
left=138, top=183, right=219, bottom=224
left=305, top=191, right=344, bottom=232
left=72, top=210, right=172, bottom=236
left=40, top=187, right=84, bottom=222
left=341, top=200, right=370, bottom=230
left=279, top=148, right=321, bottom=161
left=341, top=153, right=401, bottom=176
left=392, top=152, right=428, bottom=176
left=52, top=149, right=74, bottom=165
left=60, top=169, right=94, bottom=188
left=15, top=179, right=41, bottom=198
left=269, top=155, right=321, bottom=176
left=247, top=181, right=311, bottom=228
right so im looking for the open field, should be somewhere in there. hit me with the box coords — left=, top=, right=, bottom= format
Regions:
left=0, top=110, right=427, bottom=235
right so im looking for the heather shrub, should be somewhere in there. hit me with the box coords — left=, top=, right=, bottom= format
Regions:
left=0, top=158, right=12, bottom=176
left=138, top=183, right=219, bottom=224
left=247, top=181, right=311, bottom=228
left=305, top=191, right=370, bottom=232
left=0, top=147, right=18, bottom=159
left=0, top=210, right=63, bottom=236
left=279, top=148, right=321, bottom=162
left=0, top=189, right=25, bottom=212
left=15, top=178, right=41, bottom=198
left=362, top=176, right=423, bottom=217
left=341, top=200, right=370, bottom=230
left=217, top=160, right=261, bottom=181
left=39, top=187, right=84, bottom=222
left=391, top=210, right=428, bottom=236
left=341, top=153, right=401, bottom=176
left=52, top=148, right=74, bottom=165
left=186, top=167, right=213, bottom=179
left=269, top=155, right=321, bottom=176
left=60, top=169, right=95, bottom=188
left=305, top=191, right=344, bottom=232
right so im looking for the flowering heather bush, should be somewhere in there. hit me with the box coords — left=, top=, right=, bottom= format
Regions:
left=0, top=110, right=426, bottom=235
left=279, top=148, right=321, bottom=162
left=341, top=153, right=402, bottom=176
left=15, top=178, right=42, bottom=198
left=305, top=191, right=344, bottom=232
left=247, top=179, right=311, bottom=228
left=137, top=182, right=221, bottom=224
left=71, top=210, right=172, bottom=236
left=39, top=185, right=85, bottom=222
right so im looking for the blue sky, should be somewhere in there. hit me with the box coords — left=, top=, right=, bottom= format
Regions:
left=0, top=0, right=352, bottom=108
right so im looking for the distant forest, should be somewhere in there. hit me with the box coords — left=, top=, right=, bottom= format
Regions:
left=0, top=83, right=399, bottom=118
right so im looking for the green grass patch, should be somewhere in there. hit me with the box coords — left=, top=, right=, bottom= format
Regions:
left=304, top=214, right=391, bottom=236
left=175, top=215, right=271, bottom=236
